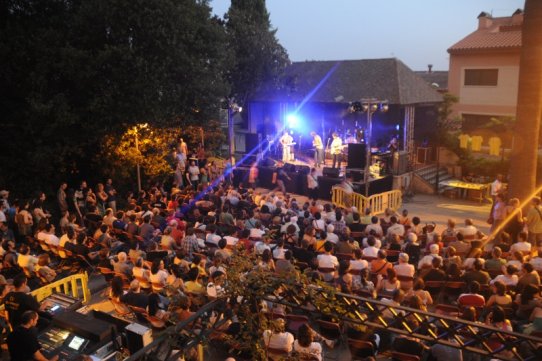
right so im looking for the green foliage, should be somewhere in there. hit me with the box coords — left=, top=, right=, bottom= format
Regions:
left=458, top=156, right=509, bottom=178
left=0, top=0, right=231, bottom=194
left=225, top=0, right=290, bottom=105
left=436, top=93, right=462, bottom=143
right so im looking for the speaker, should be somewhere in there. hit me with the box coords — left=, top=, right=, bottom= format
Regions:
left=296, top=164, right=311, bottom=175
left=125, top=323, right=153, bottom=355
left=392, top=151, right=409, bottom=175
left=323, top=167, right=340, bottom=178
left=283, top=162, right=297, bottom=173
left=346, top=168, right=364, bottom=182
left=317, top=176, right=343, bottom=200
left=347, top=143, right=367, bottom=169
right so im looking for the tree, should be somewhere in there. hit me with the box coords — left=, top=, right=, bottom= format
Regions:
left=0, top=0, right=231, bottom=194
left=225, top=0, right=290, bottom=106
left=436, top=92, right=462, bottom=148
left=508, top=0, right=542, bottom=200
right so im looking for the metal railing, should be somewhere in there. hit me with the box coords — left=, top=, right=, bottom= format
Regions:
left=332, top=186, right=402, bottom=214
left=125, top=299, right=229, bottom=361
left=31, top=272, right=91, bottom=304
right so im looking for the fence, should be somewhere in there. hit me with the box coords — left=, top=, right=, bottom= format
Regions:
left=332, top=186, right=402, bottom=214
left=31, top=272, right=91, bottom=304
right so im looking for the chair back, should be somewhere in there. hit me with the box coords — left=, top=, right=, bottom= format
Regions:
left=348, top=339, right=375, bottom=359
left=316, top=319, right=341, bottom=340
left=391, top=351, right=421, bottom=361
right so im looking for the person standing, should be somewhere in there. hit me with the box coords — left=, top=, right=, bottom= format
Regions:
left=275, top=165, right=291, bottom=195
left=187, top=161, right=200, bottom=190
left=104, top=178, right=117, bottom=213
left=310, top=131, right=324, bottom=168
left=57, top=182, right=68, bottom=214
left=248, top=162, right=259, bottom=189
left=280, top=131, right=293, bottom=162
left=307, top=168, right=319, bottom=201
left=330, top=132, right=343, bottom=169
left=526, top=196, right=542, bottom=247
left=490, top=174, right=504, bottom=203
left=179, top=138, right=188, bottom=156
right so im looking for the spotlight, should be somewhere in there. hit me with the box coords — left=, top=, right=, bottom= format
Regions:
left=362, top=103, right=369, bottom=112
left=286, top=113, right=299, bottom=128
left=370, top=103, right=378, bottom=112
left=380, top=102, right=389, bottom=112
left=350, top=101, right=362, bottom=112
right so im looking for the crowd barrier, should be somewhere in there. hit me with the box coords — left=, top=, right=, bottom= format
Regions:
left=332, top=186, right=402, bottom=214
left=31, top=272, right=91, bottom=304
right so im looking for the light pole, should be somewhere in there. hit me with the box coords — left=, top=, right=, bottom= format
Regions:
left=226, top=100, right=242, bottom=169
left=361, top=99, right=388, bottom=197
left=133, top=123, right=148, bottom=193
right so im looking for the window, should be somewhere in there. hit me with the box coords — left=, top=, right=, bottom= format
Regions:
left=464, top=69, right=498, bottom=86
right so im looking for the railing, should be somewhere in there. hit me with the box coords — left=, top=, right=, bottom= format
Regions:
left=31, top=272, right=91, bottom=304
left=332, top=187, right=402, bottom=214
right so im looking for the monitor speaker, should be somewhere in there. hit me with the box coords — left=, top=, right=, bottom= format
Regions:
left=317, top=176, right=343, bottom=200
left=323, top=167, right=340, bottom=178
left=347, top=143, right=367, bottom=169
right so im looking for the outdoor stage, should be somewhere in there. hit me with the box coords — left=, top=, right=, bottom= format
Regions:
left=232, top=154, right=393, bottom=201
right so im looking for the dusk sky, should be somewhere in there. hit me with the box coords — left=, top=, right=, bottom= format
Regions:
left=211, top=0, right=525, bottom=71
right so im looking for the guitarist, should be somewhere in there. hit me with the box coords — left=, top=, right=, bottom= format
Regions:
left=310, top=131, right=324, bottom=168
left=279, top=131, right=294, bottom=162
left=330, top=132, right=343, bottom=169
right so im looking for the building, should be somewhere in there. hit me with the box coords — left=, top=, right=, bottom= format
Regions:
left=447, top=9, right=523, bottom=146
left=414, top=65, right=448, bottom=93
left=243, top=58, right=442, bottom=160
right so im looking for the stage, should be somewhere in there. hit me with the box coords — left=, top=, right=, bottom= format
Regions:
left=232, top=154, right=394, bottom=201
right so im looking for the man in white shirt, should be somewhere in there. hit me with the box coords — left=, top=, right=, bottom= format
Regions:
left=254, top=236, right=272, bottom=255
left=510, top=231, right=531, bottom=254
left=457, top=219, right=478, bottom=238
left=490, top=174, right=504, bottom=201
left=530, top=244, right=542, bottom=271
left=187, top=161, right=200, bottom=190
left=307, top=168, right=319, bottom=201
left=37, top=224, right=60, bottom=246
left=280, top=215, right=300, bottom=234
left=330, top=132, right=343, bottom=169
left=418, top=244, right=442, bottom=269
left=386, top=216, right=405, bottom=240
left=394, top=253, right=415, bottom=277
left=310, top=131, right=324, bottom=168
left=365, top=216, right=383, bottom=237
left=280, top=131, right=294, bottom=162
left=317, top=242, right=339, bottom=281
left=324, top=224, right=338, bottom=244
left=362, top=236, right=380, bottom=258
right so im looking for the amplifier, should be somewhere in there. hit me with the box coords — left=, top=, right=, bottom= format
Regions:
left=322, top=167, right=340, bottom=178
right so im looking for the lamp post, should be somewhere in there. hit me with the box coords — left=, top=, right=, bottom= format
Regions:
left=133, top=123, right=148, bottom=193
left=226, top=100, right=242, bottom=169
left=361, top=99, right=388, bottom=197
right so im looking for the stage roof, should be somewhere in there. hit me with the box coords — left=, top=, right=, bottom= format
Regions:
left=252, top=58, right=443, bottom=105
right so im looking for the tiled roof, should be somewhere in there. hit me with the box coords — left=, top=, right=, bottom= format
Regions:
left=252, top=58, right=442, bottom=105
left=414, top=71, right=449, bottom=90
left=448, top=16, right=522, bottom=53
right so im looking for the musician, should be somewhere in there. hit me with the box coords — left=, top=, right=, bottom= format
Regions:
left=310, top=131, right=324, bottom=167
left=330, top=132, right=343, bottom=169
left=279, top=131, right=294, bottom=162
left=388, top=137, right=399, bottom=153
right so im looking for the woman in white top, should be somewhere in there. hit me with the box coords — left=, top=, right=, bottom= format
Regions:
left=149, top=259, right=169, bottom=291
left=350, top=249, right=369, bottom=271
left=293, top=324, right=323, bottom=361
left=262, top=319, right=294, bottom=360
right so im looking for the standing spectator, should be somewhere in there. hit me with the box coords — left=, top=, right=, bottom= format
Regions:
left=4, top=274, right=42, bottom=329
left=57, top=182, right=68, bottom=214
left=104, top=179, right=117, bottom=213
left=16, top=200, right=33, bottom=238
left=187, top=161, right=200, bottom=190
left=307, top=168, right=319, bottom=201
left=526, top=196, right=542, bottom=247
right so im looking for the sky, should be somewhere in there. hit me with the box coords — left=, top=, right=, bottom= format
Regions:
left=211, top=0, right=525, bottom=71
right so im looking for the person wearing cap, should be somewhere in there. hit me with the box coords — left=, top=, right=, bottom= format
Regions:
left=526, top=196, right=542, bottom=247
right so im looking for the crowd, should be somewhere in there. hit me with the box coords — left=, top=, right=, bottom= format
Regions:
left=1, top=162, right=542, bottom=361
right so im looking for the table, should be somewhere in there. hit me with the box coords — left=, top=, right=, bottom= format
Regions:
left=439, top=180, right=490, bottom=203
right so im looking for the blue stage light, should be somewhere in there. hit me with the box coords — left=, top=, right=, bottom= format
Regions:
left=286, top=113, right=299, bottom=128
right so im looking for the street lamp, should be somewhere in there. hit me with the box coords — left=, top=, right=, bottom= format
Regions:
left=225, top=99, right=242, bottom=169
left=133, top=123, right=148, bottom=193
left=361, top=99, right=388, bottom=197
